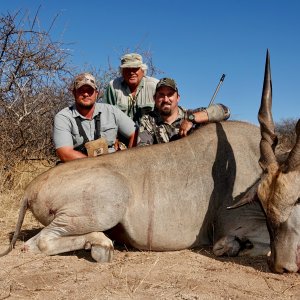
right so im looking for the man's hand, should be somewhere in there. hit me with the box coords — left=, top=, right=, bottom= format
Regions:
left=179, top=119, right=193, bottom=137
left=56, top=146, right=87, bottom=162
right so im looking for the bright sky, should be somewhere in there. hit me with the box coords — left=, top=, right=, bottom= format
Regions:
left=2, top=0, right=300, bottom=125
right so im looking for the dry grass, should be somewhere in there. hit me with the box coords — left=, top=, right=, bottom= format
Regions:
left=0, top=160, right=52, bottom=245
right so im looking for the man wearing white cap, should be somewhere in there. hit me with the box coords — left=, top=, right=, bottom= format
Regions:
left=53, top=72, right=136, bottom=162
left=103, top=53, right=158, bottom=125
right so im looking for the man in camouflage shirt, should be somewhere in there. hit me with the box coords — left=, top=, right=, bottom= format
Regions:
left=137, top=78, right=230, bottom=146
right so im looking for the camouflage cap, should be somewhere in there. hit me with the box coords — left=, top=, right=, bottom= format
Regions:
left=120, top=53, right=143, bottom=68
left=156, top=78, right=178, bottom=92
left=73, top=73, right=97, bottom=90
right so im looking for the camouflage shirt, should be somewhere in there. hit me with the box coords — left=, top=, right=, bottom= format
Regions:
left=138, top=106, right=205, bottom=146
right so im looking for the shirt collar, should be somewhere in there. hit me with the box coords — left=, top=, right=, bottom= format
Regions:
left=70, top=103, right=101, bottom=119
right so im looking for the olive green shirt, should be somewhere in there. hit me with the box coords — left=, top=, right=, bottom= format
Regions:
left=103, top=76, right=158, bottom=125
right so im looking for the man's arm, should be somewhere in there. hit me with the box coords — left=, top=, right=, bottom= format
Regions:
left=56, top=146, right=87, bottom=162
left=127, top=131, right=137, bottom=148
left=112, top=105, right=137, bottom=148
left=53, top=112, right=87, bottom=162
left=179, top=104, right=230, bottom=137
left=179, top=110, right=209, bottom=137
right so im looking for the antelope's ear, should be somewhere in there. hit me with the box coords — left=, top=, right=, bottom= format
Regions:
left=286, top=119, right=300, bottom=172
left=227, top=181, right=259, bottom=209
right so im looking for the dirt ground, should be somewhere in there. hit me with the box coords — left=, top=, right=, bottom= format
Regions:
left=1, top=219, right=300, bottom=300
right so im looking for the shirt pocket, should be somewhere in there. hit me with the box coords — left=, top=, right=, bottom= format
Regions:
left=72, top=134, right=85, bottom=148
left=100, top=124, right=118, bottom=146
left=71, top=126, right=85, bottom=148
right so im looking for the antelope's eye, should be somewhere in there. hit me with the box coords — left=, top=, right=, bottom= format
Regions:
left=296, top=198, right=300, bottom=205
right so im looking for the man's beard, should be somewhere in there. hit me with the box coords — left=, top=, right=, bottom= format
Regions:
left=77, top=102, right=94, bottom=110
left=158, top=104, right=172, bottom=116
left=160, top=109, right=172, bottom=116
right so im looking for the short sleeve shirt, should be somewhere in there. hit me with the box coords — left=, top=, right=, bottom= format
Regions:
left=53, top=103, right=136, bottom=153
left=103, top=76, right=159, bottom=124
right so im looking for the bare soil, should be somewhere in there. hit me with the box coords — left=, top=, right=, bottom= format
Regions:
left=1, top=220, right=300, bottom=299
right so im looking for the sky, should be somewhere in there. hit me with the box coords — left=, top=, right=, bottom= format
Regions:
left=1, top=0, right=300, bottom=125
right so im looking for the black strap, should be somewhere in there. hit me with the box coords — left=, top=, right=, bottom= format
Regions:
left=74, top=112, right=101, bottom=153
left=75, top=116, right=89, bottom=144
left=94, top=112, right=101, bottom=139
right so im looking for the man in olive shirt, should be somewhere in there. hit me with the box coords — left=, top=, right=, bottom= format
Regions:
left=103, top=53, right=158, bottom=125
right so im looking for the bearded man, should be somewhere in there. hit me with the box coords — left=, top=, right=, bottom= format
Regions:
left=137, top=78, right=230, bottom=145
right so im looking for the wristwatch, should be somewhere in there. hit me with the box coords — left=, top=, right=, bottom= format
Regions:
left=187, top=113, right=196, bottom=124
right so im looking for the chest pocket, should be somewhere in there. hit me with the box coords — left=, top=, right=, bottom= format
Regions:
left=100, top=123, right=118, bottom=146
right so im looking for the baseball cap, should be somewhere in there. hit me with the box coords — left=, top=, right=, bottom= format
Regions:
left=156, top=78, right=178, bottom=92
left=120, top=53, right=143, bottom=68
left=73, top=73, right=97, bottom=90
